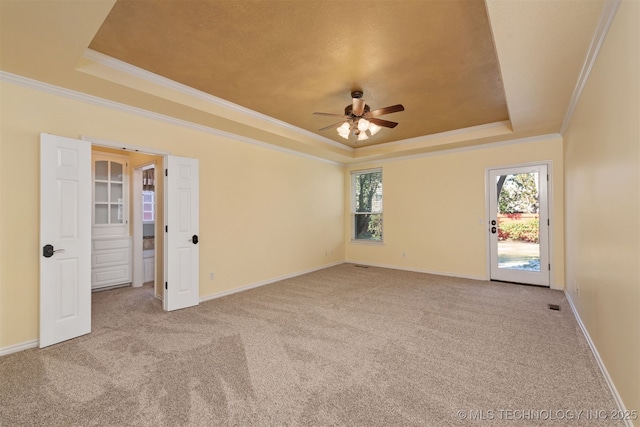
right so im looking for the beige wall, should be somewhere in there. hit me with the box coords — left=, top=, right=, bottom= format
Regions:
left=345, top=137, right=565, bottom=287
left=563, top=0, right=640, bottom=419
left=0, top=81, right=345, bottom=349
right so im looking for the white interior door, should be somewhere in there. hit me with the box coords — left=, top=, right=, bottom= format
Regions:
left=164, top=155, right=199, bottom=311
left=488, top=164, right=550, bottom=287
left=40, top=133, right=91, bottom=347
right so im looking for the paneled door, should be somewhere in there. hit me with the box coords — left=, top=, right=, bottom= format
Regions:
left=40, top=133, right=91, bottom=347
left=488, top=165, right=550, bottom=287
left=164, top=156, right=200, bottom=311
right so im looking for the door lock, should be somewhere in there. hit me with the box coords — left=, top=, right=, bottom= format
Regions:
left=491, top=227, right=497, bottom=234
left=42, top=244, right=65, bottom=258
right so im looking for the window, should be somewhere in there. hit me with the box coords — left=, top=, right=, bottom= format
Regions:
left=351, top=168, right=383, bottom=241
left=142, top=190, right=155, bottom=223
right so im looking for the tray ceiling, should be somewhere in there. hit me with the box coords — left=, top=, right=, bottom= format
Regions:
left=0, top=0, right=607, bottom=163
left=88, top=0, right=509, bottom=149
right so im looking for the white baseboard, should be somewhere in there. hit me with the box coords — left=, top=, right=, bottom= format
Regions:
left=564, top=291, right=634, bottom=427
left=199, top=261, right=345, bottom=303
left=346, top=260, right=487, bottom=281
left=0, top=339, right=38, bottom=357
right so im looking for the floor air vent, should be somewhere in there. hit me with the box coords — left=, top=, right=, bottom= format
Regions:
left=547, top=304, right=561, bottom=311
left=354, top=265, right=369, bottom=268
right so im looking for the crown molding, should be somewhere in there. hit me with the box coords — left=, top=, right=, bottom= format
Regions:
left=560, top=0, right=621, bottom=135
left=355, top=120, right=512, bottom=153
left=0, top=71, right=343, bottom=166
left=347, top=133, right=562, bottom=167
left=82, top=49, right=353, bottom=153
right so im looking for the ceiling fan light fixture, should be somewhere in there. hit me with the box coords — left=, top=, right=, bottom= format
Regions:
left=357, top=118, right=370, bottom=132
left=338, top=122, right=351, bottom=132
left=314, top=90, right=405, bottom=143
left=368, top=123, right=382, bottom=136
left=337, top=122, right=351, bottom=139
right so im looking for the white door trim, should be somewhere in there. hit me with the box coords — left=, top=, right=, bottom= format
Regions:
left=132, top=161, right=158, bottom=289
left=485, top=161, right=553, bottom=287
left=84, top=135, right=169, bottom=298
left=132, top=167, right=144, bottom=287
left=81, top=135, right=171, bottom=156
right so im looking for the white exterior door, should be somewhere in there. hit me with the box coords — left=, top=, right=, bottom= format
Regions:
left=40, top=133, right=92, bottom=347
left=164, top=156, right=200, bottom=311
left=488, top=164, right=550, bottom=287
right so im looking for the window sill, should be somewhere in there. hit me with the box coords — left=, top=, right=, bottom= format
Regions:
left=350, top=239, right=384, bottom=246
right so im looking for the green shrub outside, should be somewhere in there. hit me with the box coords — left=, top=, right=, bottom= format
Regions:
left=498, top=218, right=539, bottom=243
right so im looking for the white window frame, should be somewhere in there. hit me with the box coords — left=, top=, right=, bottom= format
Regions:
left=351, top=168, right=383, bottom=243
left=142, top=190, right=155, bottom=224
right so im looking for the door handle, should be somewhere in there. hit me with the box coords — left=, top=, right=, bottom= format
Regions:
left=191, top=235, right=199, bottom=244
left=491, top=227, right=497, bottom=234
left=43, top=244, right=65, bottom=258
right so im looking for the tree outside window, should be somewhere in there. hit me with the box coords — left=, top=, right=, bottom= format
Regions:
left=352, top=169, right=383, bottom=241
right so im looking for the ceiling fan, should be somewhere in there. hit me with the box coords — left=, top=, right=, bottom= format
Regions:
left=313, top=91, right=405, bottom=142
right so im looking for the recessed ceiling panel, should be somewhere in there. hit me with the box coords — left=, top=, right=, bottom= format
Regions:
left=90, top=0, right=509, bottom=148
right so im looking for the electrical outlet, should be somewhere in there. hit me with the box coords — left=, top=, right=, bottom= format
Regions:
left=402, top=252, right=406, bottom=258
left=209, top=272, right=215, bottom=280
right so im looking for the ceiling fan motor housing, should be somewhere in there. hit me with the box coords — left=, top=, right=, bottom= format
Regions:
left=344, top=104, right=370, bottom=117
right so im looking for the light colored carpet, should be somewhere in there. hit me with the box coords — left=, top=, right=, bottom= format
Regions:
left=0, top=264, right=623, bottom=426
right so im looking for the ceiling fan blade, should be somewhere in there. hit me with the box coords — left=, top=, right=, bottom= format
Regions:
left=318, top=121, right=346, bottom=131
left=369, top=104, right=405, bottom=117
left=370, top=118, right=399, bottom=128
left=313, top=112, right=347, bottom=118
left=352, top=98, right=366, bottom=116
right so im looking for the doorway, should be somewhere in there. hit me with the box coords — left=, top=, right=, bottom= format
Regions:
left=487, top=164, right=550, bottom=287
left=40, top=133, right=200, bottom=348
left=132, top=162, right=160, bottom=297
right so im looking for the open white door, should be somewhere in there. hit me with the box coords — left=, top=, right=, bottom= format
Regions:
left=164, top=156, right=199, bottom=311
left=40, top=133, right=91, bottom=347
left=488, top=164, right=550, bottom=287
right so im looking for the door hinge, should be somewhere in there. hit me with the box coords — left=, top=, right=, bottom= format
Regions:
left=548, top=264, right=551, bottom=271
left=165, top=169, right=168, bottom=177
left=548, top=219, right=550, bottom=226
left=165, top=225, right=168, bottom=233
left=547, top=174, right=549, bottom=181
left=165, top=282, right=168, bottom=290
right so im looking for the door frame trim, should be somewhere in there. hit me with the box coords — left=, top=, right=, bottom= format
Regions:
left=484, top=160, right=555, bottom=288
left=82, top=135, right=170, bottom=301
left=132, top=161, right=157, bottom=289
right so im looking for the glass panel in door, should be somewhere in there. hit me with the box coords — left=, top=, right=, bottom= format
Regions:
left=496, top=172, right=540, bottom=272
